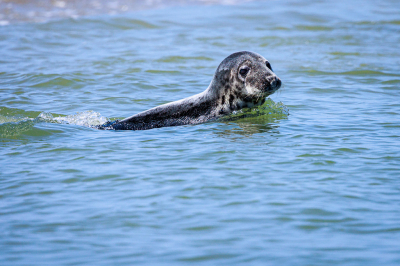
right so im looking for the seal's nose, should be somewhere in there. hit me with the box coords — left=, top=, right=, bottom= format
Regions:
left=268, top=76, right=282, bottom=89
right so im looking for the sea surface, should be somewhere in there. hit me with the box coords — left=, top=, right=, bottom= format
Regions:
left=1, top=0, right=400, bottom=265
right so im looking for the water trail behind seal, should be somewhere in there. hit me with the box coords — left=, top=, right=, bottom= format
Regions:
left=1, top=99, right=287, bottom=137
left=39, top=111, right=109, bottom=127
left=0, top=108, right=109, bottom=138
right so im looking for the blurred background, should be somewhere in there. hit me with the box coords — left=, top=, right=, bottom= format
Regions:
left=1, top=0, right=252, bottom=24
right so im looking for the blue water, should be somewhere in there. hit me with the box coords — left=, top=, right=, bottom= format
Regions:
left=1, top=0, right=400, bottom=265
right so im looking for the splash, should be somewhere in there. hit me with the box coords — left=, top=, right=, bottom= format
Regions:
left=39, top=110, right=109, bottom=127
left=219, top=98, right=289, bottom=122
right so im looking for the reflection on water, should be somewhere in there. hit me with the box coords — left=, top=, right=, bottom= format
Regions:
left=217, top=121, right=280, bottom=136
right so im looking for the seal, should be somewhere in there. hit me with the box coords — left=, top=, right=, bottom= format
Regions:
left=98, top=51, right=281, bottom=130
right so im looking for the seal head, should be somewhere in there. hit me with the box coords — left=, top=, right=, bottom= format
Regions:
left=98, top=51, right=281, bottom=130
left=211, top=51, right=281, bottom=115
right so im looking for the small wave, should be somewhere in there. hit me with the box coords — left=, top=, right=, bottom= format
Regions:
left=299, top=69, right=400, bottom=77
left=0, top=118, right=36, bottom=138
left=0, top=110, right=109, bottom=138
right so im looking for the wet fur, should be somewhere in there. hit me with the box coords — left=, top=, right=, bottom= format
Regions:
left=98, top=51, right=281, bottom=130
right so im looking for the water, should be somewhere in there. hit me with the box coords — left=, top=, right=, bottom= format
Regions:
left=1, top=0, right=400, bottom=265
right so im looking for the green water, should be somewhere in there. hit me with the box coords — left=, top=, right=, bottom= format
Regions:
left=1, top=0, right=400, bottom=265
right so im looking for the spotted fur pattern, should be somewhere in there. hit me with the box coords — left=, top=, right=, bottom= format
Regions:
left=97, top=51, right=281, bottom=130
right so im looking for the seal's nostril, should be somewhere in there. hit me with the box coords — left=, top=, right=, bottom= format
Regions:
left=268, top=76, right=281, bottom=88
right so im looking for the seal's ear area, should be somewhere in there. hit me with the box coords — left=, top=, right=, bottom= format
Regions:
left=238, top=65, right=250, bottom=82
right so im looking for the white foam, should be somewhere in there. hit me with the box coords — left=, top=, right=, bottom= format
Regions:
left=39, top=110, right=109, bottom=127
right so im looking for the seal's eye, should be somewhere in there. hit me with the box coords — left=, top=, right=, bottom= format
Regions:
left=266, top=61, right=272, bottom=71
left=239, top=67, right=250, bottom=76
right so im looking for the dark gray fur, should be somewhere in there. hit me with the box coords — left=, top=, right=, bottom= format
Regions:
left=98, top=51, right=281, bottom=130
